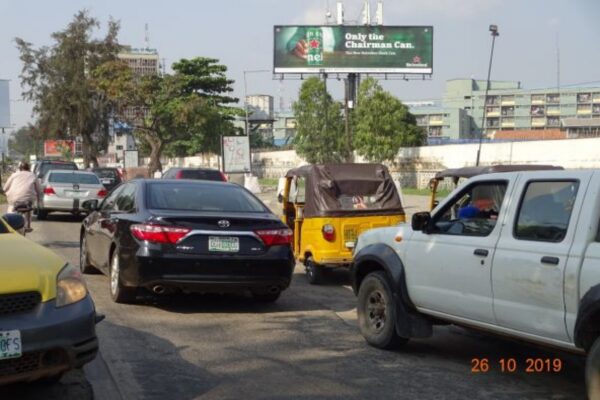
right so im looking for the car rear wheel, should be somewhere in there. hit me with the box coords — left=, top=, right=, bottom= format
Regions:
left=357, top=271, right=409, bottom=349
left=305, top=256, right=323, bottom=285
left=587, top=336, right=600, bottom=400
left=37, top=209, right=48, bottom=220
left=79, top=235, right=96, bottom=274
left=110, top=249, right=136, bottom=304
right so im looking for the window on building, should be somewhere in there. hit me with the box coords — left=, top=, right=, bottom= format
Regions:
left=547, top=116, right=561, bottom=127
left=531, top=106, right=545, bottom=116
left=577, top=104, right=592, bottom=114
left=531, top=117, right=546, bottom=127
left=531, top=94, right=545, bottom=103
left=501, top=95, right=515, bottom=104
left=485, top=96, right=499, bottom=106
left=593, top=104, right=600, bottom=115
left=486, top=118, right=500, bottom=128
left=428, top=126, right=443, bottom=136
left=546, top=93, right=560, bottom=104
left=501, top=106, right=514, bottom=116
left=578, top=93, right=592, bottom=103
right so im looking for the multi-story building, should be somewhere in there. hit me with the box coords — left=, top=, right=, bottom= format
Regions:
left=409, top=79, right=600, bottom=141
left=108, top=47, right=161, bottom=160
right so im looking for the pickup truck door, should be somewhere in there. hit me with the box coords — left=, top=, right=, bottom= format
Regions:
left=492, top=176, right=589, bottom=342
left=405, top=179, right=510, bottom=324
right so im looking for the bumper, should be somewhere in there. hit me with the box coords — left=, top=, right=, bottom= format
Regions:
left=41, top=196, right=96, bottom=212
left=0, top=295, right=99, bottom=385
left=120, top=245, right=296, bottom=293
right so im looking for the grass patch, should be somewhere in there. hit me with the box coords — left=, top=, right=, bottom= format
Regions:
left=401, top=187, right=452, bottom=198
left=259, top=178, right=280, bottom=187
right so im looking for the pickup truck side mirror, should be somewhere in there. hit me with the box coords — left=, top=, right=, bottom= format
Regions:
left=82, top=199, right=99, bottom=212
left=412, top=212, right=431, bottom=232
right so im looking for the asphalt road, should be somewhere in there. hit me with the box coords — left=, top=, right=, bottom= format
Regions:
left=3, top=192, right=588, bottom=399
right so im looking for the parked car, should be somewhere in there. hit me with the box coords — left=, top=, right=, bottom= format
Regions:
left=37, top=171, right=107, bottom=220
left=33, top=160, right=78, bottom=181
left=351, top=169, right=600, bottom=398
left=79, top=179, right=294, bottom=304
left=0, top=212, right=100, bottom=385
left=162, top=167, right=227, bottom=181
left=92, top=167, right=123, bottom=191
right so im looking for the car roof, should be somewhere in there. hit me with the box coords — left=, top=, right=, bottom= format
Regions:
left=146, top=178, right=233, bottom=186
left=433, top=164, right=563, bottom=180
left=167, top=167, right=220, bottom=171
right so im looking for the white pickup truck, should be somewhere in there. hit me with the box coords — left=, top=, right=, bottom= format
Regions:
left=351, top=169, right=600, bottom=398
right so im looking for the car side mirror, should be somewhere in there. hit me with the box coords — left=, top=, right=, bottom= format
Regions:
left=411, top=212, right=431, bottom=232
left=82, top=199, right=99, bottom=212
left=2, top=213, right=25, bottom=232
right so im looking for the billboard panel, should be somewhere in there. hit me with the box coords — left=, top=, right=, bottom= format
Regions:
left=222, top=136, right=251, bottom=173
left=44, top=140, right=75, bottom=157
left=274, top=26, right=433, bottom=74
left=0, top=80, right=10, bottom=128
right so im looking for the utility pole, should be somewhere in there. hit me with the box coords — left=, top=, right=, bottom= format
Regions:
left=476, top=25, right=499, bottom=166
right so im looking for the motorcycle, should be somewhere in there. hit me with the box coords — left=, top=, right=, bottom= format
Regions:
left=11, top=200, right=33, bottom=236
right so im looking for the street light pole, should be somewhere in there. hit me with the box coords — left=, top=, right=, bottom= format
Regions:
left=476, top=24, right=499, bottom=166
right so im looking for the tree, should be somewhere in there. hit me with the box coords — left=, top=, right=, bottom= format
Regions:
left=8, top=125, right=44, bottom=158
left=353, top=77, right=425, bottom=163
left=15, top=10, right=120, bottom=167
left=292, top=77, right=348, bottom=163
left=93, top=57, right=241, bottom=175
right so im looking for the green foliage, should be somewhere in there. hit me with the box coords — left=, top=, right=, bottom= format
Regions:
left=353, top=77, right=425, bottom=163
left=15, top=10, right=121, bottom=166
left=8, top=126, right=44, bottom=158
left=292, top=77, right=348, bottom=163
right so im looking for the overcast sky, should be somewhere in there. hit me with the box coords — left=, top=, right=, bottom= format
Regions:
left=1, top=0, right=599, bottom=129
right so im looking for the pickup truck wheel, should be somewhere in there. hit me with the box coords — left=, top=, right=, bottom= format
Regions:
left=587, top=336, right=600, bottom=400
left=357, top=271, right=408, bottom=349
left=305, top=257, right=323, bottom=285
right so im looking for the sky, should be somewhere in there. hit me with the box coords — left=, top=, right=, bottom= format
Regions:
left=1, top=0, right=599, bottom=130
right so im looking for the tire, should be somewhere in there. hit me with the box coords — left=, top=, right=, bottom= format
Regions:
left=587, top=337, right=600, bottom=400
left=79, top=235, right=96, bottom=274
left=37, top=209, right=48, bottom=220
left=305, top=257, right=323, bottom=285
left=252, top=291, right=281, bottom=303
left=357, top=271, right=409, bottom=349
left=36, top=373, right=64, bottom=385
left=109, top=248, right=136, bottom=304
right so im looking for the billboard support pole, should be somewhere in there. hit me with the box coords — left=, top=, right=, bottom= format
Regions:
left=345, top=73, right=357, bottom=162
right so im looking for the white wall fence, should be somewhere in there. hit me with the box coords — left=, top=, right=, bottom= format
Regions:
left=146, top=137, right=600, bottom=189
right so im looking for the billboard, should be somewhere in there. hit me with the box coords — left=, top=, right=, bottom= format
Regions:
left=44, top=140, right=75, bottom=157
left=222, top=136, right=251, bottom=173
left=0, top=80, right=10, bottom=128
left=274, top=26, right=433, bottom=74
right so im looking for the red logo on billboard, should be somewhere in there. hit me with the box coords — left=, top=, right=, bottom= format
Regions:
left=412, top=56, right=422, bottom=64
left=309, top=39, right=321, bottom=49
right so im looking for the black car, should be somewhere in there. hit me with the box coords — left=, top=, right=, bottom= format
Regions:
left=92, top=167, right=123, bottom=191
left=79, top=179, right=294, bottom=303
left=162, top=167, right=227, bottom=181
left=33, top=160, right=78, bottom=180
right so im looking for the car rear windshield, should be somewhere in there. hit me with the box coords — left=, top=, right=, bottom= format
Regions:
left=40, top=163, right=77, bottom=177
left=179, top=169, right=223, bottom=181
left=148, top=183, right=266, bottom=213
left=49, top=173, right=100, bottom=185
left=94, top=169, right=119, bottom=179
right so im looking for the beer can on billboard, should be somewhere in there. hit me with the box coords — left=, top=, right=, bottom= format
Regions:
left=306, top=27, right=323, bottom=66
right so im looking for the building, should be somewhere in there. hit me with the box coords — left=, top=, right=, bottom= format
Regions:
left=107, top=47, right=161, bottom=160
left=409, top=79, right=600, bottom=141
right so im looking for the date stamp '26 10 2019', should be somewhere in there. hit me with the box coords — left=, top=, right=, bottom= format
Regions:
left=471, top=358, right=563, bottom=373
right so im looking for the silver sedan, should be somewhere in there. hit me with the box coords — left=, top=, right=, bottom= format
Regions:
left=37, top=170, right=108, bottom=220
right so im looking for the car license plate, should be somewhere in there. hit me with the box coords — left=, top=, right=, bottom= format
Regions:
left=101, top=178, right=113, bottom=184
left=208, top=236, right=239, bottom=252
left=0, top=330, right=22, bottom=360
left=65, top=190, right=83, bottom=198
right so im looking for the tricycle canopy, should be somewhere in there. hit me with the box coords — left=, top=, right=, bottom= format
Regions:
left=284, top=164, right=404, bottom=218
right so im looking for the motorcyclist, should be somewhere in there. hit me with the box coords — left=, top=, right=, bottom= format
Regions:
left=3, top=161, right=40, bottom=232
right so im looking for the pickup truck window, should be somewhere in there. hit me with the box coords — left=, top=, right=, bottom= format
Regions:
left=433, top=181, right=507, bottom=237
left=514, top=180, right=579, bottom=243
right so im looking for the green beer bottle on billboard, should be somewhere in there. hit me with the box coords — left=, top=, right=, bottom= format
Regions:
left=306, top=27, right=323, bottom=66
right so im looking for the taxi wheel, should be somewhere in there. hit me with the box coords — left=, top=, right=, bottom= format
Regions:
left=587, top=336, right=600, bottom=400
left=305, top=257, right=323, bottom=285
left=357, top=271, right=409, bottom=349
left=109, top=249, right=135, bottom=304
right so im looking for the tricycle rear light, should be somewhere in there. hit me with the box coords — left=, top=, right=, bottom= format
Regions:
left=255, top=228, right=293, bottom=246
left=322, top=224, right=335, bottom=242
left=130, top=224, right=191, bottom=244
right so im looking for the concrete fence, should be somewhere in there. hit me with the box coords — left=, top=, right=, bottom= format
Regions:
left=143, top=137, right=600, bottom=189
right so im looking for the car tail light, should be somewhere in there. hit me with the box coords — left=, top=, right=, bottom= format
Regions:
left=219, top=171, right=228, bottom=182
left=255, top=228, right=293, bottom=246
left=130, top=224, right=191, bottom=244
left=44, top=187, right=56, bottom=195
left=97, top=189, right=108, bottom=197
left=322, top=224, right=335, bottom=242
left=175, top=170, right=183, bottom=179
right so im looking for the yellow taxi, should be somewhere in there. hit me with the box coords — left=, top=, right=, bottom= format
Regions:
left=0, top=213, right=100, bottom=385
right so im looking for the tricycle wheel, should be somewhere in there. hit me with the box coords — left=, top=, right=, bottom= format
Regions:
left=305, top=256, right=323, bottom=285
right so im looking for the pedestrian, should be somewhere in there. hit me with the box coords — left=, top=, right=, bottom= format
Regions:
left=3, top=161, right=40, bottom=232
